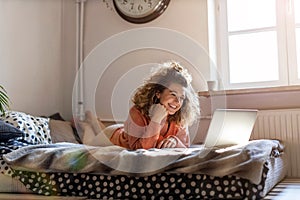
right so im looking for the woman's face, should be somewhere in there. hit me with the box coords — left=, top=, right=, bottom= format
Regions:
left=156, top=83, right=186, bottom=115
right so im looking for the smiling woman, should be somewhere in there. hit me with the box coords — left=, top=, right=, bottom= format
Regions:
left=80, top=61, right=200, bottom=150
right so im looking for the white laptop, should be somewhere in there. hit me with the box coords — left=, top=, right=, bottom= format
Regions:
left=204, top=109, right=258, bottom=148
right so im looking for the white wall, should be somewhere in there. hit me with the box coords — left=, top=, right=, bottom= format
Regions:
left=0, top=0, right=64, bottom=117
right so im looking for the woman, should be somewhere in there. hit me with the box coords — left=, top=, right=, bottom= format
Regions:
left=82, top=61, right=200, bottom=150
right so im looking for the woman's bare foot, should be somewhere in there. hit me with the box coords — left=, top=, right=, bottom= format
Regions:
left=77, top=121, right=94, bottom=144
left=85, top=110, right=105, bottom=134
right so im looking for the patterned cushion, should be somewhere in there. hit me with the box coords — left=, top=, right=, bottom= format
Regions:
left=0, top=111, right=52, bottom=144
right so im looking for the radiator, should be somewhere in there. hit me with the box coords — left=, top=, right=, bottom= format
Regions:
left=251, top=109, right=300, bottom=177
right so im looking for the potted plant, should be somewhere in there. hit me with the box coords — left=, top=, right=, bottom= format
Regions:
left=0, top=85, right=10, bottom=115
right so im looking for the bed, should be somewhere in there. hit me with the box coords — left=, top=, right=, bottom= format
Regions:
left=0, top=111, right=288, bottom=199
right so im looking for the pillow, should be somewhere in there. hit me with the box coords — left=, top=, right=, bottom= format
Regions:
left=48, top=112, right=65, bottom=121
left=0, top=120, right=23, bottom=142
left=0, top=111, right=52, bottom=144
left=49, top=119, right=79, bottom=143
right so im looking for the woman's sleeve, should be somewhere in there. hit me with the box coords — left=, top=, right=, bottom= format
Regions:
left=124, top=107, right=163, bottom=150
left=172, top=126, right=190, bottom=148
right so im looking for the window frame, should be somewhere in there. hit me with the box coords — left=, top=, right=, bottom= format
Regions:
left=215, top=0, right=300, bottom=90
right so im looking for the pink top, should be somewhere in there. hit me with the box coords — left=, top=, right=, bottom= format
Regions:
left=109, top=106, right=190, bottom=150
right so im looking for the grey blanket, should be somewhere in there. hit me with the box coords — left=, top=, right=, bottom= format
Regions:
left=3, top=139, right=284, bottom=184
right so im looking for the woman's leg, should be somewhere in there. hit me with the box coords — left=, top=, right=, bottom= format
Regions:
left=85, top=110, right=105, bottom=133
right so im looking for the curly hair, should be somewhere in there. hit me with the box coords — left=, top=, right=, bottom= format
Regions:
left=132, top=61, right=200, bottom=126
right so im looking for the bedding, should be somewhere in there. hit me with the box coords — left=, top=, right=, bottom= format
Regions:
left=3, top=140, right=283, bottom=185
left=49, top=119, right=80, bottom=144
left=0, top=111, right=287, bottom=199
left=8, top=154, right=287, bottom=199
left=0, top=120, right=23, bottom=142
left=0, top=111, right=52, bottom=144
left=1, top=141, right=286, bottom=199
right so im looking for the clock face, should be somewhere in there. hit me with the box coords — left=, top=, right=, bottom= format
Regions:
left=113, top=0, right=170, bottom=24
left=114, top=0, right=162, bottom=18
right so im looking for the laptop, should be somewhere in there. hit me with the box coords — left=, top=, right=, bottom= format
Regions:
left=204, top=109, right=258, bottom=148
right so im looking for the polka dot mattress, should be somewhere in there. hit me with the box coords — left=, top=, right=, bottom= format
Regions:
left=11, top=166, right=271, bottom=199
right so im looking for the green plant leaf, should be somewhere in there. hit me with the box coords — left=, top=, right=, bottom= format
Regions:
left=0, top=85, right=10, bottom=114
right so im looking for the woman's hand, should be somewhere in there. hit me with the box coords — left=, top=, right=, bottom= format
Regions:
left=149, top=104, right=168, bottom=124
left=157, top=137, right=177, bottom=148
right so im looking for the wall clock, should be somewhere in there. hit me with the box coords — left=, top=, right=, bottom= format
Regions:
left=113, top=0, right=170, bottom=24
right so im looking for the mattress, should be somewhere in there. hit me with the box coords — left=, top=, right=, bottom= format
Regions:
left=0, top=154, right=286, bottom=200
left=1, top=145, right=287, bottom=200
left=261, top=152, right=288, bottom=197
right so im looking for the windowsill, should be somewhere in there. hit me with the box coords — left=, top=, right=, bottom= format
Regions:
left=198, top=85, right=300, bottom=97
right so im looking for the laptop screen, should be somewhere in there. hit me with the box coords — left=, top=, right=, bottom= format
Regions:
left=204, top=109, right=258, bottom=148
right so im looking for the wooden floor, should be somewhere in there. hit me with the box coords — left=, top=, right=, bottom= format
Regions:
left=0, top=194, right=86, bottom=200
left=264, top=178, right=300, bottom=200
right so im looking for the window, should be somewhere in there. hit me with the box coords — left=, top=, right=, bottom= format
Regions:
left=216, top=0, right=300, bottom=89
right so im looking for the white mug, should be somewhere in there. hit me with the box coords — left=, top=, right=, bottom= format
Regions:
left=207, top=80, right=218, bottom=91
